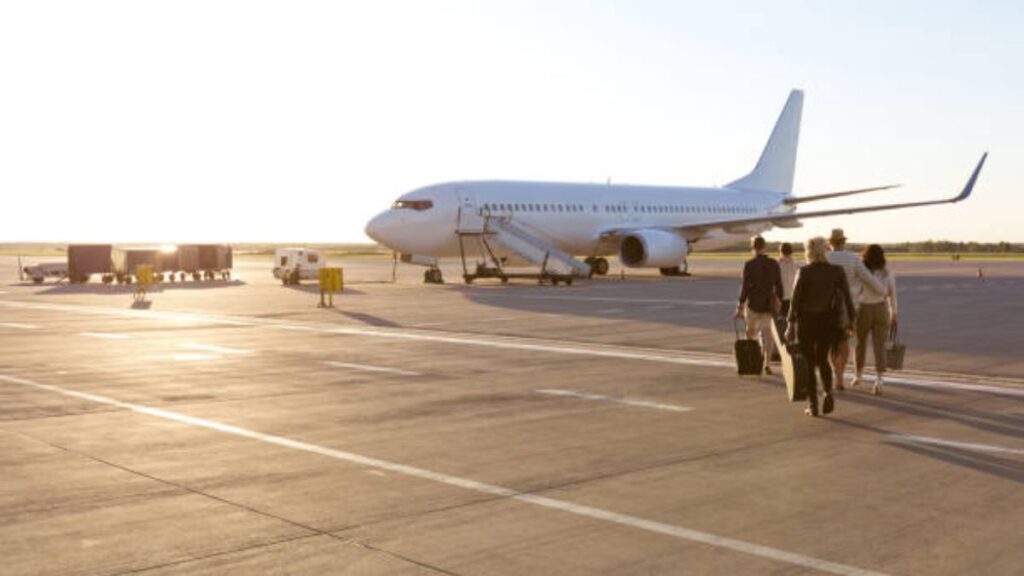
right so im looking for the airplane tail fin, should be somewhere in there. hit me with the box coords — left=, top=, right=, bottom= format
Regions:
left=727, top=89, right=803, bottom=195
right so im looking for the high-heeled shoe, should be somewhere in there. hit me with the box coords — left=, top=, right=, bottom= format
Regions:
left=872, top=375, right=884, bottom=396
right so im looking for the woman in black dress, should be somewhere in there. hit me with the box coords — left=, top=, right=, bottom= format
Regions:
left=785, top=237, right=856, bottom=417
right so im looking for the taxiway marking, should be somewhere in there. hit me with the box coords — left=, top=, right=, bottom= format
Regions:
left=888, top=434, right=1024, bottom=456
left=0, top=373, right=889, bottom=576
left=79, top=332, right=131, bottom=340
left=537, top=389, right=692, bottom=413
left=324, top=361, right=421, bottom=376
left=0, top=322, right=38, bottom=329
left=169, top=353, right=222, bottom=362
left=515, top=295, right=733, bottom=306
left=180, top=342, right=252, bottom=355
left=4, top=300, right=1023, bottom=399
left=885, top=375, right=1024, bottom=399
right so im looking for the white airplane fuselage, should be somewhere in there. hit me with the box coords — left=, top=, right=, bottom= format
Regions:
left=366, top=181, right=788, bottom=262
left=364, top=89, right=985, bottom=274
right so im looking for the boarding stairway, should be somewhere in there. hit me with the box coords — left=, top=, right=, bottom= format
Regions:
left=489, top=217, right=591, bottom=277
left=456, top=210, right=591, bottom=283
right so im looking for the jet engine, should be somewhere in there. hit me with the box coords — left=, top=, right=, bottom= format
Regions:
left=619, top=229, right=689, bottom=268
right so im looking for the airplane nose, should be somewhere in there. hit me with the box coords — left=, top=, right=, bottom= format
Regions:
left=365, top=211, right=400, bottom=248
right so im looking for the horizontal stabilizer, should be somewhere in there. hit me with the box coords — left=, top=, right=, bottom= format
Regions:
left=783, top=184, right=901, bottom=205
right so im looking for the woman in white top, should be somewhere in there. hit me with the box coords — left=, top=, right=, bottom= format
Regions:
left=852, top=244, right=898, bottom=394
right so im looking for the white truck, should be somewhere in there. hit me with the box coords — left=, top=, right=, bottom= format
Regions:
left=272, top=248, right=325, bottom=285
left=19, top=259, right=69, bottom=284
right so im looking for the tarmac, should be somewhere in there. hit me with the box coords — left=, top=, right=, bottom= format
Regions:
left=1, top=254, right=1023, bottom=575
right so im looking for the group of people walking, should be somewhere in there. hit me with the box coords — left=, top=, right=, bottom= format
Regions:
left=735, top=229, right=898, bottom=417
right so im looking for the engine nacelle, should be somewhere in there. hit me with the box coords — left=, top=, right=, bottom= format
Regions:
left=619, top=229, right=689, bottom=268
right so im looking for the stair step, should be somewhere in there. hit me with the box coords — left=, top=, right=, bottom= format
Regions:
left=487, top=218, right=590, bottom=276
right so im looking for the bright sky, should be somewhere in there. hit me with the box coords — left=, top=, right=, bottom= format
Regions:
left=2, top=1, right=1020, bottom=244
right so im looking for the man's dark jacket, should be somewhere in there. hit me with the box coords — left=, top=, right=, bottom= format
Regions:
left=738, top=254, right=783, bottom=313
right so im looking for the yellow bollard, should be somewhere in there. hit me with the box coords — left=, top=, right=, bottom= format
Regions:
left=135, top=264, right=154, bottom=300
left=318, top=267, right=343, bottom=307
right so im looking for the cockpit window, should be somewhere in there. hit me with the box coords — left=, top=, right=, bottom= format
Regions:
left=392, top=199, right=434, bottom=211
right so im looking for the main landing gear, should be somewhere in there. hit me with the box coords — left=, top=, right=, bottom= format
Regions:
left=424, top=267, right=444, bottom=284
left=659, top=260, right=690, bottom=277
left=584, top=257, right=610, bottom=277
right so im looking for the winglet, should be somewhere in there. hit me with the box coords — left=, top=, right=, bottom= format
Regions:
left=954, top=152, right=988, bottom=202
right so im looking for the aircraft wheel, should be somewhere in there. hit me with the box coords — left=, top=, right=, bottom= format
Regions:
left=593, top=258, right=610, bottom=276
left=32, top=277, right=44, bottom=284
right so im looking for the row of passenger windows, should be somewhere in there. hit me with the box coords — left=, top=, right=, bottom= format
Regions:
left=482, top=202, right=757, bottom=215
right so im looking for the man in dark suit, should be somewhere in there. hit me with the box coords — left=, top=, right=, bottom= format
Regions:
left=734, top=236, right=784, bottom=374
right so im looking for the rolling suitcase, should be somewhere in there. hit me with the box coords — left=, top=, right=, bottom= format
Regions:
left=771, top=319, right=811, bottom=402
left=734, top=319, right=763, bottom=375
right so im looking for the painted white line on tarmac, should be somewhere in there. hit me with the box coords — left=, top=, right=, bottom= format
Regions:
left=0, top=322, right=38, bottom=329
left=170, top=353, right=222, bottom=362
left=517, top=295, right=732, bottom=306
left=180, top=342, right=252, bottom=355
left=0, top=373, right=889, bottom=576
left=0, top=300, right=732, bottom=369
left=6, top=300, right=1024, bottom=400
left=538, top=389, right=692, bottom=413
left=79, top=332, right=131, bottom=340
left=888, top=434, right=1024, bottom=456
left=885, top=376, right=1024, bottom=399
left=324, top=361, right=421, bottom=376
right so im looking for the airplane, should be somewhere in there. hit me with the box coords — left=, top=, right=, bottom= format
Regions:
left=365, top=89, right=987, bottom=284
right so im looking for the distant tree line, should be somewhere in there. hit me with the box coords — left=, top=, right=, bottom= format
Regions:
left=708, top=240, right=1023, bottom=253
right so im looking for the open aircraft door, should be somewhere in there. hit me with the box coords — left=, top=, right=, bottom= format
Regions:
left=456, top=187, right=486, bottom=233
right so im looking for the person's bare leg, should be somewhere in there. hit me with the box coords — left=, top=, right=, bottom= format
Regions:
left=761, top=321, right=774, bottom=373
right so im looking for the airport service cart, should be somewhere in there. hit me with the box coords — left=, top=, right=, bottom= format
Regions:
left=274, top=248, right=325, bottom=285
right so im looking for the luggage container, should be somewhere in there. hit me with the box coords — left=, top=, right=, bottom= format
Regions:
left=178, top=244, right=233, bottom=280
left=68, top=244, right=113, bottom=284
left=112, top=247, right=161, bottom=285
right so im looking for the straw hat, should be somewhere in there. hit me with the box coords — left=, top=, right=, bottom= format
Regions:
left=828, top=228, right=847, bottom=246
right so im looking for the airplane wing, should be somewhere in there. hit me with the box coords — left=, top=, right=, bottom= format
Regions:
left=782, top=184, right=900, bottom=205
left=598, top=154, right=987, bottom=247
left=682, top=153, right=986, bottom=240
